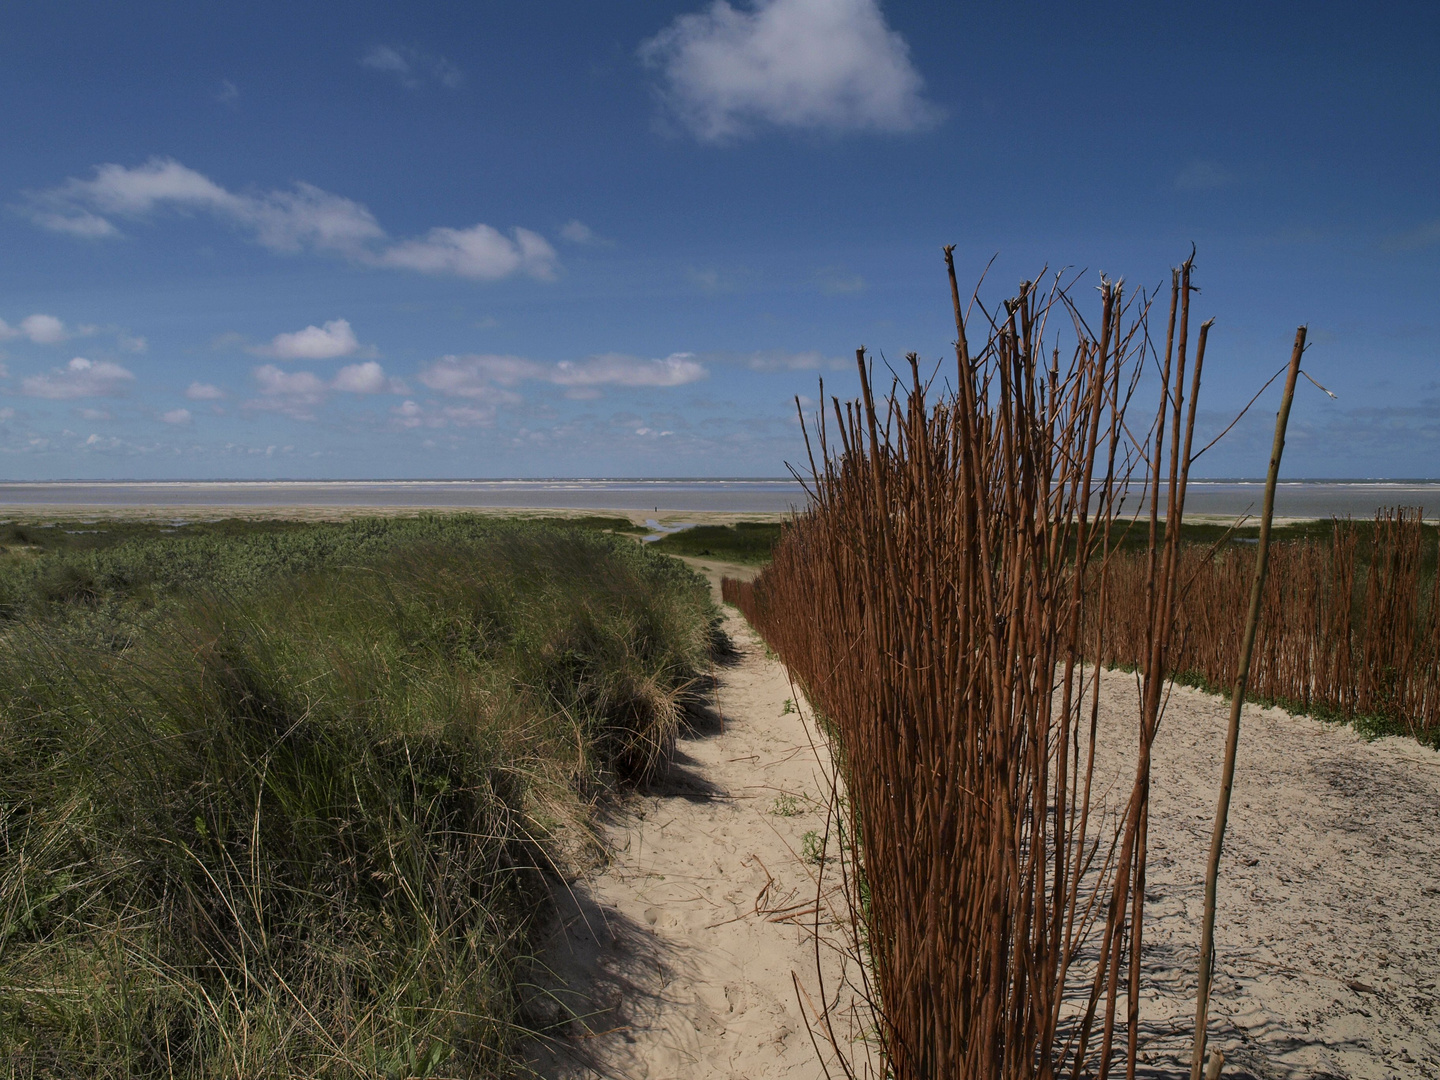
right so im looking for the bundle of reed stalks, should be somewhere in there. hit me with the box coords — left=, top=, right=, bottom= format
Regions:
left=726, top=251, right=1212, bottom=1078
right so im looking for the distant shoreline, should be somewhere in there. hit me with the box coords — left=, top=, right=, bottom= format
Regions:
left=0, top=478, right=1436, bottom=520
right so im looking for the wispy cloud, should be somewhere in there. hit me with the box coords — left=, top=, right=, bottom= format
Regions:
left=244, top=359, right=404, bottom=419
left=361, top=45, right=464, bottom=90
left=20, top=357, right=135, bottom=399
left=21, top=158, right=559, bottom=282
left=1381, top=218, right=1440, bottom=252
left=1174, top=159, right=1236, bottom=191
left=185, top=382, right=226, bottom=401
left=639, top=0, right=940, bottom=141
left=816, top=266, right=865, bottom=293
left=246, top=365, right=329, bottom=420
left=161, top=408, right=192, bottom=425
left=216, top=79, right=240, bottom=106
left=418, top=352, right=708, bottom=402
left=390, top=399, right=499, bottom=429
left=559, top=219, right=613, bottom=246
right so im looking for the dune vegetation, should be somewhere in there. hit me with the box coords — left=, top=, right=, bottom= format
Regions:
left=0, top=515, right=723, bottom=1078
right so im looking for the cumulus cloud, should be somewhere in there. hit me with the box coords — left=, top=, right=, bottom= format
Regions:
left=362, top=45, right=464, bottom=89
left=185, top=381, right=226, bottom=400
left=332, top=361, right=398, bottom=394
left=21, top=357, right=135, bottom=399
left=253, top=318, right=361, bottom=360
left=418, top=352, right=706, bottom=402
left=639, top=0, right=939, bottom=141
left=23, top=158, right=558, bottom=282
left=0, top=313, right=87, bottom=344
left=161, top=408, right=192, bottom=425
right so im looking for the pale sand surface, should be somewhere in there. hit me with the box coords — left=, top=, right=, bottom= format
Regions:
left=0, top=505, right=789, bottom=527
left=1101, top=677, right=1440, bottom=1079
left=527, top=567, right=1440, bottom=1080
left=523, top=559, right=865, bottom=1080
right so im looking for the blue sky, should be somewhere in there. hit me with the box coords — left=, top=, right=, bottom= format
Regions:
left=0, top=0, right=1436, bottom=479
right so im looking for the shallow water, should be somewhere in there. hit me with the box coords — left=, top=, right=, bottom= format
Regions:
left=0, top=478, right=1435, bottom=519
left=0, top=479, right=808, bottom=514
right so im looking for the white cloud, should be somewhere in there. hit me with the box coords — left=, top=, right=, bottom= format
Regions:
left=639, top=0, right=939, bottom=141
left=217, top=80, right=240, bottom=105
left=26, top=209, right=118, bottom=238
left=24, top=158, right=556, bottom=283
left=185, top=381, right=226, bottom=400
left=162, top=408, right=192, bottom=425
left=21, top=357, right=136, bottom=399
left=23, top=315, right=70, bottom=344
left=551, top=352, right=707, bottom=387
left=559, top=219, right=611, bottom=246
left=380, top=225, right=558, bottom=281
left=254, top=318, right=360, bottom=360
left=118, top=333, right=147, bottom=353
left=418, top=351, right=707, bottom=401
left=362, top=45, right=464, bottom=89
left=332, top=360, right=393, bottom=394
left=0, top=313, right=71, bottom=344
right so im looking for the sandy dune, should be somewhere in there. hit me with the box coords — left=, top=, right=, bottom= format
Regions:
left=529, top=564, right=1440, bottom=1080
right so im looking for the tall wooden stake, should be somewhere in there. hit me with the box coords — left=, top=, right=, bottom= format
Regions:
left=1189, top=327, right=1307, bottom=1079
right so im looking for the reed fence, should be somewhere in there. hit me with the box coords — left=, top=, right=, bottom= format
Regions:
left=726, top=251, right=1212, bottom=1079
left=1096, top=508, right=1440, bottom=738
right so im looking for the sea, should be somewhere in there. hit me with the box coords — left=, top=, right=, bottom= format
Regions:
left=0, top=478, right=1437, bottom=519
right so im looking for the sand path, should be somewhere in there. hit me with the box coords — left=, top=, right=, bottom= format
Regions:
left=525, top=560, right=858, bottom=1079
left=529, top=563, right=1440, bottom=1080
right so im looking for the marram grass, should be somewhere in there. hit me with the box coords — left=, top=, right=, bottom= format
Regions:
left=0, top=516, right=722, bottom=1078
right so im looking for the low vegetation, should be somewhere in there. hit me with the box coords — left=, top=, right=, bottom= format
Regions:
left=0, top=515, right=722, bottom=1078
left=646, top=521, right=782, bottom=564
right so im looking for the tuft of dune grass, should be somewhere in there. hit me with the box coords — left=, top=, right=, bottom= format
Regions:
left=0, top=518, right=722, bottom=1078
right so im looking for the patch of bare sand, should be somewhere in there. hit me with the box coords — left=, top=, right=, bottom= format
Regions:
left=523, top=560, right=864, bottom=1079
left=1089, top=674, right=1440, bottom=1079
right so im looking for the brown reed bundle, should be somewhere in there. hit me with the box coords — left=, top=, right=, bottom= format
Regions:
left=728, top=251, right=1210, bottom=1078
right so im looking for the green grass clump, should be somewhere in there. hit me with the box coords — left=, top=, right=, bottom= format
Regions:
left=0, top=517, right=721, bottom=1077
left=647, top=521, right=783, bottom=564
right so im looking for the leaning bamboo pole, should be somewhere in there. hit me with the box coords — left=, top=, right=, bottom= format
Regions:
left=1188, top=327, right=1306, bottom=1079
